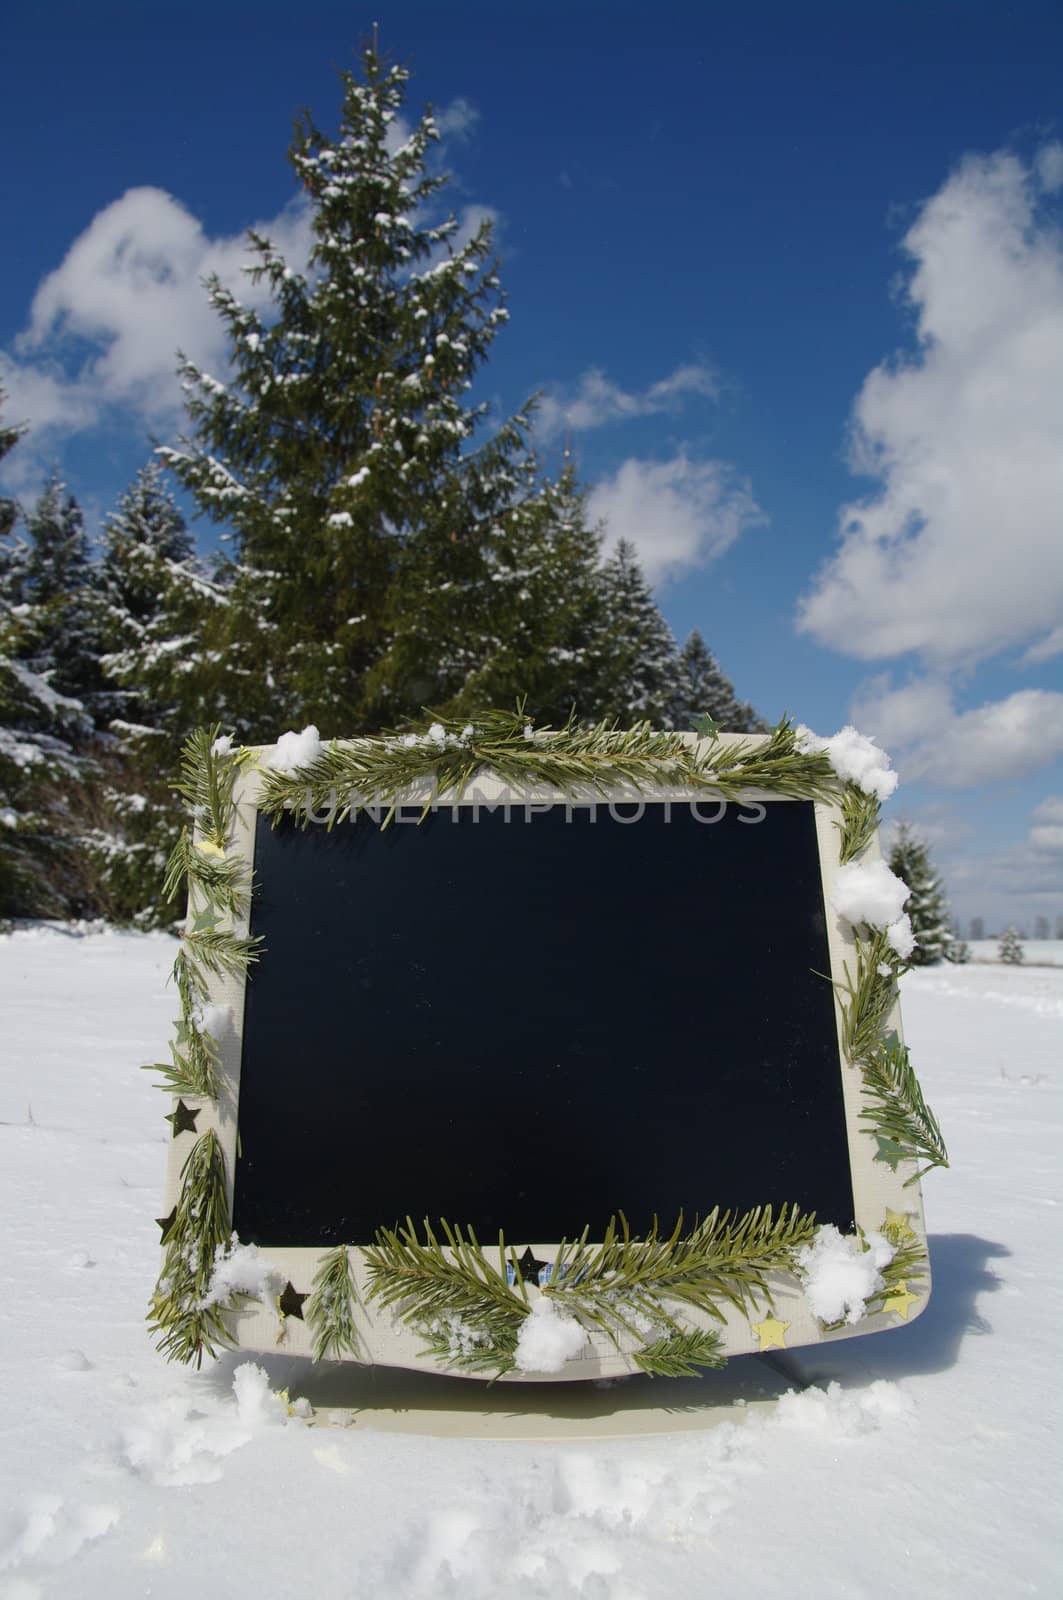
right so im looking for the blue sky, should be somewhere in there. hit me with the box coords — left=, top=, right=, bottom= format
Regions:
left=2, top=0, right=1062, bottom=933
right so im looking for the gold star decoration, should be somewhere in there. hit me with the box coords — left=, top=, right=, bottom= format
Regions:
left=884, top=1209, right=916, bottom=1242
left=277, top=1281, right=309, bottom=1320
left=881, top=1281, right=919, bottom=1321
left=165, top=1099, right=200, bottom=1137
left=195, top=838, right=226, bottom=859
left=751, top=1315, right=791, bottom=1352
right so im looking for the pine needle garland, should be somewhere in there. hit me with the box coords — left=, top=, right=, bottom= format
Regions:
left=147, top=1016, right=221, bottom=1099
left=173, top=724, right=253, bottom=849
left=545, top=1207, right=818, bottom=1332
left=364, top=1209, right=817, bottom=1377
left=257, top=707, right=842, bottom=828
left=305, top=1245, right=361, bottom=1361
left=163, top=828, right=251, bottom=918
left=633, top=1328, right=727, bottom=1377
left=179, top=925, right=262, bottom=985
left=834, top=931, right=900, bottom=1065
left=148, top=1131, right=233, bottom=1368
left=867, top=1218, right=930, bottom=1312
left=836, top=785, right=881, bottom=864
left=860, top=1034, right=949, bottom=1183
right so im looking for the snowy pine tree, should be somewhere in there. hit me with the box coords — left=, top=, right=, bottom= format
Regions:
left=92, top=463, right=225, bottom=921
left=161, top=48, right=570, bottom=737
left=887, top=822, right=954, bottom=966
left=589, top=540, right=683, bottom=726
left=671, top=629, right=767, bottom=732
left=0, top=472, right=96, bottom=917
left=20, top=474, right=108, bottom=715
left=0, top=385, right=23, bottom=544
left=998, top=926, right=1024, bottom=964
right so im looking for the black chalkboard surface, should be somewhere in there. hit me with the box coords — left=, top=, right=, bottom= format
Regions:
left=233, top=801, right=854, bottom=1246
left=235, top=806, right=858, bottom=1241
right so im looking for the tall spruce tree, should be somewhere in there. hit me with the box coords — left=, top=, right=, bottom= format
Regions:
left=0, top=385, right=22, bottom=543
left=162, top=48, right=585, bottom=737
left=93, top=463, right=225, bottom=921
left=671, top=628, right=767, bottom=732
left=589, top=539, right=683, bottom=726
left=430, top=462, right=615, bottom=723
left=0, top=472, right=96, bottom=917
left=887, top=822, right=954, bottom=966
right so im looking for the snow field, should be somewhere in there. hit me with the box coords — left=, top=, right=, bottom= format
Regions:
left=0, top=928, right=1060, bottom=1597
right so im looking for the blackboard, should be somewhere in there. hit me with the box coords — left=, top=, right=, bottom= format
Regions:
left=233, top=800, right=855, bottom=1247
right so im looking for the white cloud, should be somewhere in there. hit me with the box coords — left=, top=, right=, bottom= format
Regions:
left=1029, top=795, right=1063, bottom=855
left=536, top=363, right=718, bottom=440
left=1036, top=141, right=1063, bottom=192
left=798, top=144, right=1063, bottom=669
left=586, top=453, right=764, bottom=583
left=1021, top=624, right=1063, bottom=665
left=435, top=97, right=479, bottom=140
left=852, top=676, right=1063, bottom=788
left=1, top=186, right=313, bottom=463
left=850, top=674, right=955, bottom=752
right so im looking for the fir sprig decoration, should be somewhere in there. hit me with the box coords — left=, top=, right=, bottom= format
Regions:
left=365, top=1208, right=817, bottom=1377
left=633, top=1328, right=727, bottom=1377
left=544, top=1206, right=818, bottom=1335
left=695, top=718, right=837, bottom=804
left=148, top=1131, right=233, bottom=1367
left=365, top=1216, right=531, bottom=1331
left=163, top=829, right=251, bottom=918
left=860, top=1034, right=949, bottom=1183
left=305, top=1244, right=361, bottom=1362
left=179, top=925, right=262, bottom=986
left=258, top=706, right=843, bottom=828
left=868, top=1217, right=930, bottom=1311
left=837, top=785, right=881, bottom=864
left=173, top=724, right=252, bottom=850
left=147, top=1015, right=221, bottom=1099
left=259, top=705, right=713, bottom=827
left=833, top=931, right=900, bottom=1065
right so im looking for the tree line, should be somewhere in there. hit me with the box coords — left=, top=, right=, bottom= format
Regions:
left=0, top=49, right=765, bottom=923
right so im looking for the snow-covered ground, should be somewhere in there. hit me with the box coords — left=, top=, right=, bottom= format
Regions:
left=1, top=927, right=1060, bottom=1598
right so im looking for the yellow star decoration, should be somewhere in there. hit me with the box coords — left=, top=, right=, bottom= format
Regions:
left=751, top=1316, right=791, bottom=1351
left=881, top=1281, right=919, bottom=1320
left=884, top=1209, right=916, bottom=1242
left=195, top=838, right=226, bottom=859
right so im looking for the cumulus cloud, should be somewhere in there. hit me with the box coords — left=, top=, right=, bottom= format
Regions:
left=0, top=93, right=484, bottom=482
left=852, top=676, right=1063, bottom=788
left=1029, top=795, right=1063, bottom=855
left=0, top=186, right=313, bottom=460
left=586, top=453, right=764, bottom=583
left=798, top=143, right=1063, bottom=670
left=536, top=363, right=718, bottom=440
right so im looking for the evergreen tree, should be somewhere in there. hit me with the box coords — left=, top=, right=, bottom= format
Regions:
left=162, top=48, right=574, bottom=738
left=19, top=474, right=108, bottom=714
left=0, top=385, right=23, bottom=544
left=384, top=461, right=610, bottom=724
left=998, top=926, right=1024, bottom=964
left=887, top=822, right=954, bottom=966
left=92, top=463, right=223, bottom=921
left=588, top=539, right=683, bottom=726
left=671, top=628, right=768, bottom=732
left=0, top=471, right=96, bottom=917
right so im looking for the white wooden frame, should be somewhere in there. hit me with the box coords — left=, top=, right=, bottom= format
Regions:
left=157, top=733, right=928, bottom=1379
